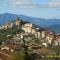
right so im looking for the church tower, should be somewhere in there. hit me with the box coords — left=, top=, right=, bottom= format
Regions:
left=15, top=17, right=20, bottom=28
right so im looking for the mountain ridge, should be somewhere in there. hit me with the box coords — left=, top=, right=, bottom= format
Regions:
left=0, top=13, right=60, bottom=27
left=46, top=24, right=60, bottom=34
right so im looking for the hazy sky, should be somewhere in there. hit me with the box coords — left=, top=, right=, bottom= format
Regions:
left=0, top=0, right=60, bottom=18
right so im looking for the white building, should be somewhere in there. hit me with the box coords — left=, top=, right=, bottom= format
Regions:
left=46, top=36, right=52, bottom=44
left=8, top=22, right=14, bottom=28
left=32, top=28, right=36, bottom=34
left=53, top=35, right=60, bottom=45
left=35, top=32, right=41, bottom=38
left=1, top=25, right=5, bottom=29
left=41, top=31, right=46, bottom=38
left=0, top=26, right=2, bottom=29
left=35, top=29, right=46, bottom=39
left=22, top=23, right=33, bottom=33
left=4, top=24, right=8, bottom=29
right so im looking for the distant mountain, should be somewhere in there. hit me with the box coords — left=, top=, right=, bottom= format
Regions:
left=46, top=24, right=60, bottom=34
left=0, top=13, right=60, bottom=28
left=0, top=13, right=45, bottom=26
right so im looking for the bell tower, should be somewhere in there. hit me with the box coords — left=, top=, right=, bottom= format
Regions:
left=16, top=17, right=20, bottom=28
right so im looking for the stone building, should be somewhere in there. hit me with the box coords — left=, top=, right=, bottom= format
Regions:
left=22, top=23, right=33, bottom=33
left=35, top=28, right=46, bottom=39
left=15, top=17, right=21, bottom=28
left=46, top=31, right=55, bottom=44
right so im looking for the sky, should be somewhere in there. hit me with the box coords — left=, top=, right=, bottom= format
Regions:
left=0, top=0, right=60, bottom=18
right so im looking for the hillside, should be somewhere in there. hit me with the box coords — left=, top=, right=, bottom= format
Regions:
left=46, top=24, right=60, bottom=34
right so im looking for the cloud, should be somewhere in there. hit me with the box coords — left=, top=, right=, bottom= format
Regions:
left=9, top=0, right=38, bottom=9
left=10, top=0, right=47, bottom=9
left=10, top=0, right=60, bottom=9
left=1, top=0, right=60, bottom=9
left=47, top=0, right=60, bottom=8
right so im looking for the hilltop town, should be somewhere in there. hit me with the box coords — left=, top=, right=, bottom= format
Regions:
left=0, top=17, right=60, bottom=45
left=0, top=17, right=60, bottom=60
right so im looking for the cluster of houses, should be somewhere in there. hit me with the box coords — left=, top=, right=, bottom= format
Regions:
left=0, top=17, right=21, bottom=29
left=0, top=17, right=60, bottom=52
left=21, top=22, right=60, bottom=46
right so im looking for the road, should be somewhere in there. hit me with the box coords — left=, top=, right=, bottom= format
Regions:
left=0, top=52, right=10, bottom=60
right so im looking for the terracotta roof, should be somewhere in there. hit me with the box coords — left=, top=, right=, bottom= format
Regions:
left=5, top=44, right=20, bottom=49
